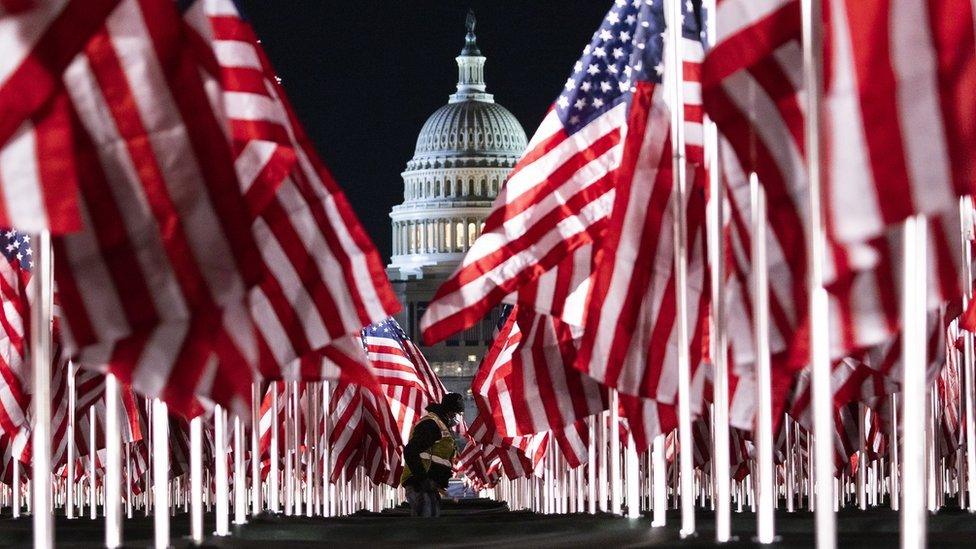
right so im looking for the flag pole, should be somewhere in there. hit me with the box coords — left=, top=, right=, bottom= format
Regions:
left=609, top=390, right=621, bottom=514
left=900, top=216, right=928, bottom=548
left=750, top=173, right=776, bottom=543
left=30, top=230, right=54, bottom=549
left=857, top=403, right=867, bottom=510
left=625, top=432, right=640, bottom=518
left=215, top=405, right=230, bottom=536
left=292, top=382, right=303, bottom=516
left=89, top=407, right=96, bottom=519
left=105, top=374, right=123, bottom=548
left=960, top=197, right=976, bottom=512
left=190, top=416, right=204, bottom=544
left=152, top=399, right=169, bottom=549
left=664, top=0, right=694, bottom=537
left=234, top=414, right=247, bottom=524
left=250, top=383, right=262, bottom=515
left=652, top=434, right=667, bottom=526
left=800, top=0, right=835, bottom=546
left=705, top=100, right=732, bottom=545
left=66, top=364, right=76, bottom=520
left=270, top=384, right=280, bottom=513
left=587, top=416, right=596, bottom=514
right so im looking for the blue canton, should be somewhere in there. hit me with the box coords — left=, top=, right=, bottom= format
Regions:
left=0, top=229, right=32, bottom=271
left=557, top=0, right=704, bottom=135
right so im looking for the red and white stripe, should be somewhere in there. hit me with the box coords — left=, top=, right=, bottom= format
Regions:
left=185, top=0, right=399, bottom=390
left=824, top=0, right=976, bottom=245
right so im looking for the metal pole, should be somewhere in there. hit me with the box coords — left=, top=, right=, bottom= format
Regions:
left=786, top=416, right=796, bottom=513
left=652, top=434, right=667, bottom=527
left=800, top=0, right=835, bottom=545
left=105, top=374, right=123, bottom=548
left=664, top=0, right=694, bottom=537
left=587, top=416, right=596, bottom=514
left=152, top=399, right=170, bottom=549
left=250, top=383, right=262, bottom=515
left=292, top=382, right=303, bottom=517
left=857, top=403, right=867, bottom=510
left=900, top=216, right=928, bottom=549
left=750, top=175, right=776, bottom=543
left=625, top=432, right=640, bottom=518
left=891, top=394, right=901, bottom=511
left=597, top=412, right=608, bottom=512
left=190, top=416, right=204, bottom=545
left=609, top=390, right=621, bottom=515
left=30, top=230, right=54, bottom=549
left=960, top=198, right=976, bottom=512
left=270, top=384, right=280, bottom=513
left=705, top=92, right=732, bottom=544
left=66, top=364, right=76, bottom=520
left=215, top=406, right=230, bottom=536
left=234, top=415, right=247, bottom=524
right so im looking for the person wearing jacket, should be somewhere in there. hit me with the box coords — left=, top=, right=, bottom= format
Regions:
left=400, top=393, right=464, bottom=517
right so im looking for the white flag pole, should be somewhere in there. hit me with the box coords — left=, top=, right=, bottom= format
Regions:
left=305, top=383, right=314, bottom=517
left=215, top=405, right=230, bottom=536
left=586, top=417, right=596, bottom=514
left=625, top=432, right=640, bottom=519
left=800, top=0, right=835, bottom=546
left=88, top=407, right=96, bottom=520
left=104, top=374, right=123, bottom=548
left=270, top=384, right=280, bottom=513
left=900, top=216, right=928, bottom=549
left=152, top=398, right=170, bottom=549
left=234, top=415, right=247, bottom=524
left=189, top=416, right=204, bottom=545
left=705, top=97, right=732, bottom=544
left=12, top=446, right=20, bottom=518
left=66, top=364, right=76, bottom=520
left=250, top=383, right=262, bottom=515
left=960, top=197, right=976, bottom=512
left=30, top=230, right=54, bottom=549
left=750, top=174, right=776, bottom=543
left=665, top=0, right=694, bottom=537
left=292, top=382, right=303, bottom=517
left=609, top=390, right=621, bottom=515
left=651, top=434, right=667, bottom=527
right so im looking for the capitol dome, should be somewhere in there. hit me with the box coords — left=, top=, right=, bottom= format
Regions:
left=389, top=11, right=527, bottom=277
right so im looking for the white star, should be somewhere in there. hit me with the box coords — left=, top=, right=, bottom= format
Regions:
left=15, top=252, right=22, bottom=261
left=593, top=46, right=607, bottom=58
left=565, top=78, right=577, bottom=91
left=574, top=61, right=584, bottom=73
left=607, top=11, right=621, bottom=25
left=599, top=29, right=613, bottom=42
left=4, top=231, right=12, bottom=238
left=580, top=81, right=592, bottom=92
left=626, top=14, right=637, bottom=25
left=593, top=98, right=605, bottom=108
left=613, top=47, right=625, bottom=59
left=21, top=235, right=28, bottom=243
left=600, top=81, right=613, bottom=92
left=608, top=64, right=619, bottom=74
left=557, top=95, right=571, bottom=109
left=11, top=240, right=19, bottom=249
left=583, top=44, right=592, bottom=55
left=4, top=245, right=11, bottom=253
left=24, top=248, right=31, bottom=256
left=587, top=63, right=601, bottom=76
left=655, top=62, right=665, bottom=76
left=574, top=98, right=588, bottom=110
left=686, top=0, right=693, bottom=11
left=618, top=80, right=631, bottom=92
left=569, top=115, right=581, bottom=125
left=624, top=65, right=633, bottom=77
left=620, top=31, right=632, bottom=43
left=615, top=0, right=627, bottom=6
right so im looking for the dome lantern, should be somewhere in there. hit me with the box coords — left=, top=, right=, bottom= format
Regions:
left=450, top=10, right=492, bottom=104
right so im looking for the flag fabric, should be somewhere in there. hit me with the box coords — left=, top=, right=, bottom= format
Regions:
left=183, top=0, right=399, bottom=392
left=37, top=0, right=264, bottom=417
left=362, top=318, right=446, bottom=442
left=327, top=378, right=403, bottom=486
left=823, top=0, right=976, bottom=245
left=0, top=0, right=122, bottom=233
left=0, top=229, right=31, bottom=436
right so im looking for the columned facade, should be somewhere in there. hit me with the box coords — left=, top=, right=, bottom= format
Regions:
left=387, top=13, right=527, bottom=423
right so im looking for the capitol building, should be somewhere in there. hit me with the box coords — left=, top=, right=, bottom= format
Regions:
left=388, top=13, right=527, bottom=423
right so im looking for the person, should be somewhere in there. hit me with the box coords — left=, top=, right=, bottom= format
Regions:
left=400, top=393, right=464, bottom=517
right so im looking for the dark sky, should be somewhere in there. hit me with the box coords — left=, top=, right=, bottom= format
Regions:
left=235, top=1, right=611, bottom=263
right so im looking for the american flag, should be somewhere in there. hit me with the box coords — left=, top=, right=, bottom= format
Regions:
left=0, top=229, right=31, bottom=437
left=362, top=318, right=445, bottom=442
left=183, top=0, right=399, bottom=400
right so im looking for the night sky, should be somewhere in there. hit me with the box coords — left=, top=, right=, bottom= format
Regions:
left=235, top=1, right=611, bottom=263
